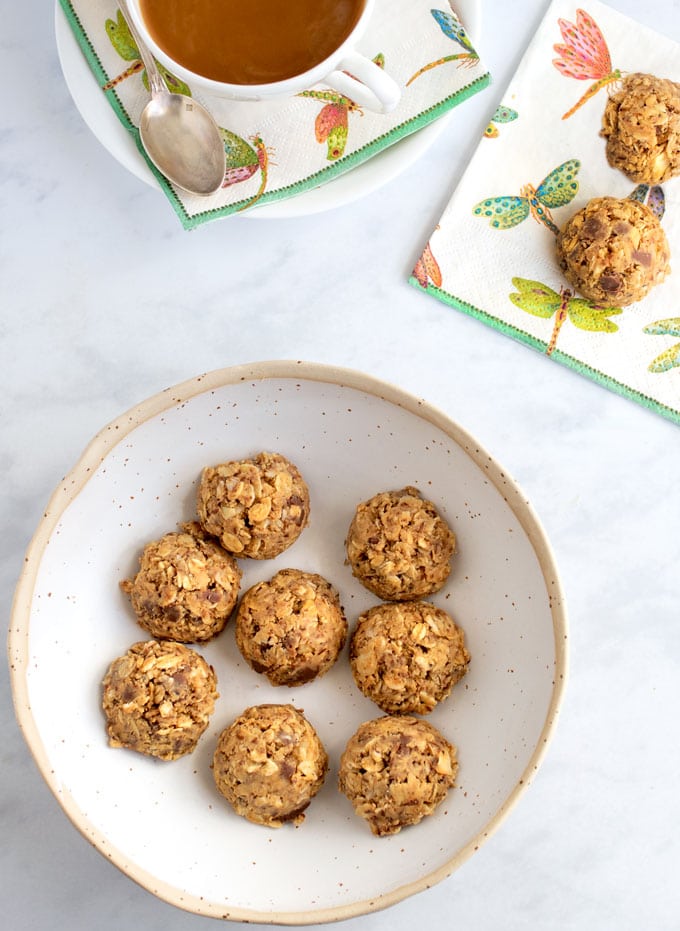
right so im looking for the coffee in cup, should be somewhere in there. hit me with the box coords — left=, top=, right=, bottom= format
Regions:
left=125, top=0, right=401, bottom=113
left=139, top=0, right=365, bottom=85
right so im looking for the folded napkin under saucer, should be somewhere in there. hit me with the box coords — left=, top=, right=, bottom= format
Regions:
left=411, top=0, right=680, bottom=427
left=59, top=0, right=490, bottom=228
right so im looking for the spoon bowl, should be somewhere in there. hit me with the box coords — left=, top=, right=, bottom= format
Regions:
left=139, top=93, right=226, bottom=196
left=120, top=1, right=226, bottom=196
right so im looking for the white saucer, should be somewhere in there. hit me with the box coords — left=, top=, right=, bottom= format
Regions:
left=54, top=1, right=481, bottom=218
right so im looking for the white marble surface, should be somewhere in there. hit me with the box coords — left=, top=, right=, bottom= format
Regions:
left=2, top=1, right=680, bottom=929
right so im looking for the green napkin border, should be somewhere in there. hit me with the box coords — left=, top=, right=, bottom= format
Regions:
left=410, top=278, right=680, bottom=427
left=58, top=0, right=491, bottom=229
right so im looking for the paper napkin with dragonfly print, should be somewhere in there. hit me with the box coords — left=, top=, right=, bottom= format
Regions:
left=411, top=0, right=680, bottom=427
left=59, top=0, right=490, bottom=229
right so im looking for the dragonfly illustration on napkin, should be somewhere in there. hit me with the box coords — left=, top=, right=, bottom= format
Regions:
left=413, top=241, right=442, bottom=289
left=552, top=7, right=622, bottom=120
left=407, top=8, right=479, bottom=84
left=473, top=159, right=581, bottom=234
left=509, top=277, right=622, bottom=355
left=643, top=319, right=680, bottom=373
left=220, top=130, right=272, bottom=210
left=103, top=9, right=190, bottom=94
left=629, top=183, right=665, bottom=220
left=484, top=104, right=519, bottom=138
left=298, top=54, right=386, bottom=160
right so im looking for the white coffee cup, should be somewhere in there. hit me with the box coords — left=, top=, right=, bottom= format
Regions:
left=125, top=0, right=401, bottom=114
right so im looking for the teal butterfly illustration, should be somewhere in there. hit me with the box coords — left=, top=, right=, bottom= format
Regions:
left=407, top=8, right=479, bottom=84
left=643, top=318, right=680, bottom=372
left=473, top=159, right=581, bottom=234
left=509, top=277, right=622, bottom=355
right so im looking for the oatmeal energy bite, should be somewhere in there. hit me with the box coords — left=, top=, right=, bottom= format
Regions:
left=213, top=704, right=328, bottom=827
left=557, top=196, right=670, bottom=306
left=339, top=715, right=457, bottom=836
left=102, top=639, right=218, bottom=761
left=235, top=569, right=347, bottom=686
left=350, top=601, right=470, bottom=714
left=601, top=73, right=680, bottom=184
left=346, top=486, right=456, bottom=601
left=120, top=522, right=241, bottom=643
left=197, top=451, right=310, bottom=559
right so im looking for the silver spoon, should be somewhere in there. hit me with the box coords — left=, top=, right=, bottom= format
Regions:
left=119, top=1, right=226, bottom=196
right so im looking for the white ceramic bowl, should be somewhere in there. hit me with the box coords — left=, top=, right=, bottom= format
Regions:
left=9, top=361, right=568, bottom=924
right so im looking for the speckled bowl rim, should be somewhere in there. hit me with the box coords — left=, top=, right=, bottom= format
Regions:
left=8, top=360, right=569, bottom=924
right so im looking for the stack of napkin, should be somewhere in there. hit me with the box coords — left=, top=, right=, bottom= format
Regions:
left=59, top=0, right=490, bottom=228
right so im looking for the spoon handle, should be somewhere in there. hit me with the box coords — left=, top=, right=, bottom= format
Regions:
left=117, top=0, right=167, bottom=98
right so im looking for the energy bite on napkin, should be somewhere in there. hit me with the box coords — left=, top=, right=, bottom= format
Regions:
left=557, top=196, right=671, bottom=306
left=346, top=487, right=456, bottom=601
left=409, top=0, right=680, bottom=427
left=349, top=601, right=470, bottom=714
left=235, top=569, right=347, bottom=686
left=197, top=451, right=310, bottom=559
left=601, top=73, right=680, bottom=184
left=120, top=522, right=241, bottom=643
left=338, top=714, right=457, bottom=836
left=213, top=704, right=328, bottom=827
left=102, top=639, right=218, bottom=761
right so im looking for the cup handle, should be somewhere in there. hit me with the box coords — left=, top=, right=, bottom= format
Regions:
left=324, top=51, right=401, bottom=114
